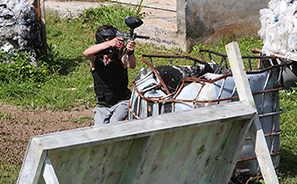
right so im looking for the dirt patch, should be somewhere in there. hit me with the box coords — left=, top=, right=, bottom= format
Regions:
left=202, top=23, right=260, bottom=45
left=0, top=102, right=95, bottom=166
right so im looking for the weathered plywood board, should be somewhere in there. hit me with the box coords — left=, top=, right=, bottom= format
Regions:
left=226, top=42, right=279, bottom=184
left=18, top=101, right=256, bottom=184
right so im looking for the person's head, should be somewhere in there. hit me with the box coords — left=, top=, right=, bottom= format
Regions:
left=95, top=24, right=119, bottom=44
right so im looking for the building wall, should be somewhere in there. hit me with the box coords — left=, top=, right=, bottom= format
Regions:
left=177, top=0, right=269, bottom=51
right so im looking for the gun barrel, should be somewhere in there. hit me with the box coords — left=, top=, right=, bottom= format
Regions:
left=135, top=35, right=150, bottom=39
left=116, top=31, right=149, bottom=40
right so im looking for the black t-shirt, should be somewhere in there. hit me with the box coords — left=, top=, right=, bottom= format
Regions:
left=92, top=56, right=131, bottom=105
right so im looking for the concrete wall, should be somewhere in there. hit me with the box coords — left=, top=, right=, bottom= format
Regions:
left=177, top=0, right=270, bottom=51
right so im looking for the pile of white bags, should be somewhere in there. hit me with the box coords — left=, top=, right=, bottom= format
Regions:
left=258, top=0, right=297, bottom=60
left=0, top=0, right=43, bottom=64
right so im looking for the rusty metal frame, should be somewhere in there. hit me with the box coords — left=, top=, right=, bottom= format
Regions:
left=129, top=54, right=290, bottom=119
left=129, top=49, right=293, bottom=120
left=139, top=50, right=293, bottom=96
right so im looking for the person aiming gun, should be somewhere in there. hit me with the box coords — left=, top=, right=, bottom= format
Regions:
left=83, top=17, right=148, bottom=125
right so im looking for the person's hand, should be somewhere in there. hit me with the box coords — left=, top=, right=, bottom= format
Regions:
left=126, top=39, right=136, bottom=52
left=103, top=53, right=113, bottom=65
left=109, top=37, right=124, bottom=48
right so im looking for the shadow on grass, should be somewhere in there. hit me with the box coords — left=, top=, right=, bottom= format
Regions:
left=40, top=44, right=86, bottom=76
left=57, top=57, right=84, bottom=76
left=279, top=146, right=297, bottom=179
left=45, top=56, right=86, bottom=76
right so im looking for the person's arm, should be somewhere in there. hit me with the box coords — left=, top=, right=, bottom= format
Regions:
left=121, top=40, right=136, bottom=69
left=83, top=38, right=124, bottom=69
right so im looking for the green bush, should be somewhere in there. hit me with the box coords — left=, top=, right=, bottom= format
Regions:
left=0, top=50, right=49, bottom=83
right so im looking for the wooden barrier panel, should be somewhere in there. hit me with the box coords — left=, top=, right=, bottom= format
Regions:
left=226, top=42, right=279, bottom=184
left=18, top=101, right=256, bottom=184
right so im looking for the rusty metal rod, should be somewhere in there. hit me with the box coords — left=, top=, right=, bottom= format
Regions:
left=245, top=130, right=283, bottom=140
left=237, top=152, right=281, bottom=162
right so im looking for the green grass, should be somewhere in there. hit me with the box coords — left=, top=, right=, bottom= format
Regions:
left=0, top=1, right=296, bottom=183
left=0, top=162, right=21, bottom=184
left=279, top=90, right=297, bottom=183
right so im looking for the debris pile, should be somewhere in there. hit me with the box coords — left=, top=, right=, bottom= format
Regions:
left=0, top=0, right=43, bottom=64
left=258, top=0, right=297, bottom=60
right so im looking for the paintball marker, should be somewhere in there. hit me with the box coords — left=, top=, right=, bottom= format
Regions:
left=116, top=16, right=150, bottom=41
left=95, top=16, right=149, bottom=57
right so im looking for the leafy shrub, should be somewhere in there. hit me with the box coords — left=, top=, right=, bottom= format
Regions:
left=0, top=45, right=77, bottom=85
left=38, top=43, right=72, bottom=75
left=0, top=50, right=49, bottom=83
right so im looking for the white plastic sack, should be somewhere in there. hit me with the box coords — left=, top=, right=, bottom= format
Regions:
left=0, top=0, right=40, bottom=64
left=258, top=0, right=297, bottom=60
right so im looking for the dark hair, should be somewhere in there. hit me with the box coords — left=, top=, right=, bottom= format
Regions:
left=96, top=24, right=115, bottom=33
left=95, top=24, right=117, bottom=44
